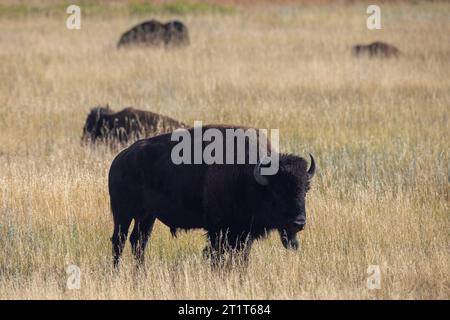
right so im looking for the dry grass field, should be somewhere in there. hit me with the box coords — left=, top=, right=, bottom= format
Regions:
left=0, top=0, right=449, bottom=299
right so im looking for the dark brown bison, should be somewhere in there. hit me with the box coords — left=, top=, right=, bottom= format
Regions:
left=117, top=20, right=189, bottom=48
left=352, top=41, right=400, bottom=58
left=108, top=125, right=316, bottom=269
left=81, top=105, right=185, bottom=145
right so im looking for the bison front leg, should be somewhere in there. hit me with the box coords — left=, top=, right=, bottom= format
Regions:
left=229, top=233, right=253, bottom=269
left=204, top=230, right=226, bottom=269
left=206, top=229, right=253, bottom=270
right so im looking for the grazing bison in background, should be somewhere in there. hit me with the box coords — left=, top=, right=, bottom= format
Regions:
left=353, top=41, right=400, bottom=58
left=117, top=20, right=189, bottom=48
left=82, top=105, right=185, bottom=145
left=108, top=125, right=316, bottom=269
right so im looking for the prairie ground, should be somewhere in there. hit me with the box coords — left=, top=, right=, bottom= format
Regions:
left=0, top=0, right=449, bottom=299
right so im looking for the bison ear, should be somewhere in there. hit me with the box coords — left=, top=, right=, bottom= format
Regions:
left=307, top=154, right=316, bottom=179
left=253, top=158, right=269, bottom=186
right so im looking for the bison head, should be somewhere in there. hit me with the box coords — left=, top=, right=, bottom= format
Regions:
left=352, top=45, right=363, bottom=56
left=254, top=154, right=315, bottom=250
left=164, top=20, right=189, bottom=47
left=81, top=105, right=111, bottom=143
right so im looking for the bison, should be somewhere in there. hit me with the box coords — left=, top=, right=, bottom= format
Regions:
left=117, top=20, right=189, bottom=48
left=108, top=125, right=316, bottom=269
left=81, top=105, right=185, bottom=145
left=352, top=41, right=400, bottom=58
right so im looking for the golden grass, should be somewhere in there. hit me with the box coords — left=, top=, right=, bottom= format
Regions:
left=0, top=1, right=449, bottom=299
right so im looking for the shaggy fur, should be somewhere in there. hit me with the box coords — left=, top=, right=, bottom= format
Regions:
left=353, top=41, right=400, bottom=58
left=108, top=125, right=316, bottom=268
left=81, top=105, right=185, bottom=145
left=117, top=20, right=190, bottom=48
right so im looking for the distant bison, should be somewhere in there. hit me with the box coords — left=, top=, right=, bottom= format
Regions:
left=117, top=20, right=189, bottom=48
left=82, top=105, right=185, bottom=145
left=353, top=41, right=400, bottom=58
left=108, top=125, right=316, bottom=269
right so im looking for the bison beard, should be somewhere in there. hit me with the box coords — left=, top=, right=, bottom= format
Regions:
left=108, top=125, right=315, bottom=269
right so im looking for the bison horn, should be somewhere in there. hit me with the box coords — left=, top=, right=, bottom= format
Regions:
left=307, top=154, right=316, bottom=179
left=253, top=157, right=269, bottom=186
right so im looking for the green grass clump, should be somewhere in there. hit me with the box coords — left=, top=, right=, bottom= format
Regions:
left=129, top=1, right=235, bottom=16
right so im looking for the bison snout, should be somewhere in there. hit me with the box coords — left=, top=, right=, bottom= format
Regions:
left=281, top=235, right=299, bottom=250
left=287, top=238, right=299, bottom=250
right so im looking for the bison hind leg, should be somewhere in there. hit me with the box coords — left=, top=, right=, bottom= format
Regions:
left=110, top=194, right=136, bottom=270
left=129, top=215, right=156, bottom=268
left=111, top=216, right=133, bottom=270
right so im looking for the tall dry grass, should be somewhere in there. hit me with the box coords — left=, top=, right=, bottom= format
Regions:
left=0, top=1, right=449, bottom=299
